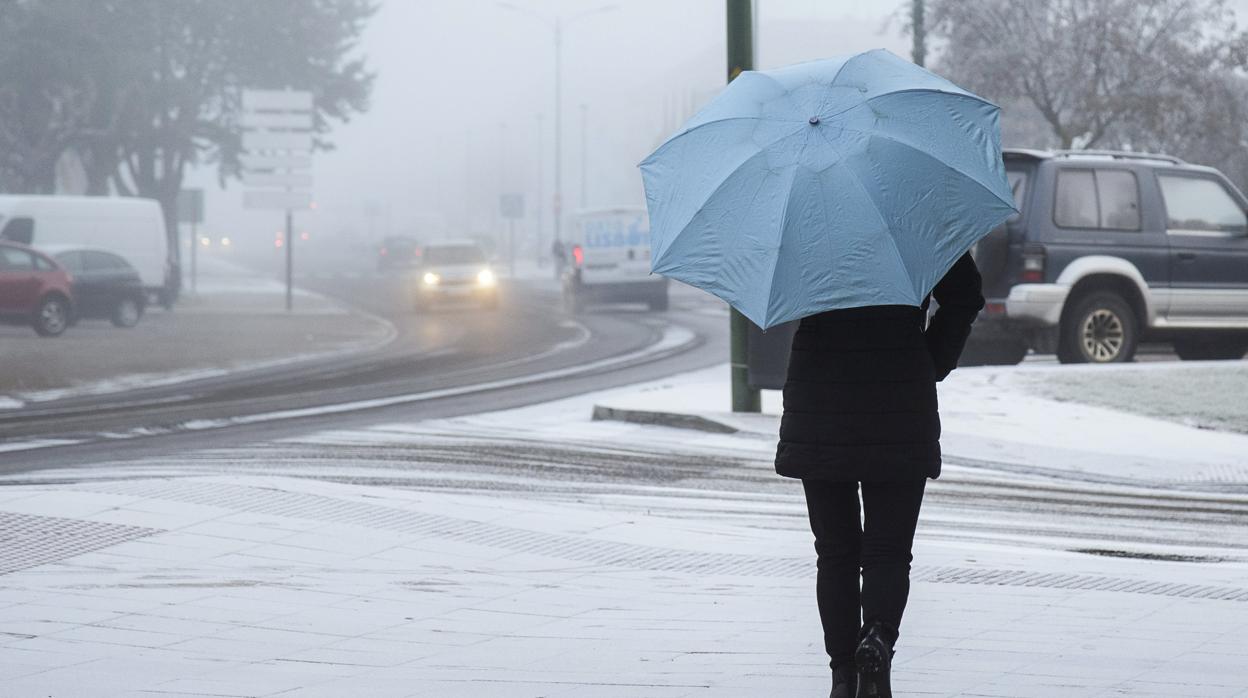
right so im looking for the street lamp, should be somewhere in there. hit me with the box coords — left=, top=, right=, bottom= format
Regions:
left=497, top=1, right=618, bottom=246
left=580, top=103, right=589, bottom=209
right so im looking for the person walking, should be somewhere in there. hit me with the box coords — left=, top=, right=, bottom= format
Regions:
left=639, top=50, right=1015, bottom=697
left=775, top=252, right=983, bottom=697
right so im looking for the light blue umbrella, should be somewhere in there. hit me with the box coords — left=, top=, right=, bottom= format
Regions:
left=640, top=49, right=1018, bottom=329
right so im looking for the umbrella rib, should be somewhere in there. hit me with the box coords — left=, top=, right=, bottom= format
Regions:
left=650, top=124, right=809, bottom=267
left=813, top=90, right=1001, bottom=144
left=818, top=142, right=922, bottom=304
left=813, top=51, right=865, bottom=119
left=642, top=116, right=802, bottom=166
left=853, top=129, right=1018, bottom=213
left=761, top=166, right=804, bottom=326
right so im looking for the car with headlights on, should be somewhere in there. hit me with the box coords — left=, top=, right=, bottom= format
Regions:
left=414, top=241, right=498, bottom=310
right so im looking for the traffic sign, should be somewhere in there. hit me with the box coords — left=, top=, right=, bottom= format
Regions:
left=500, top=193, right=525, bottom=219
left=241, top=112, right=315, bottom=130
left=242, top=131, right=313, bottom=153
left=241, top=88, right=315, bottom=313
left=240, top=154, right=313, bottom=170
left=177, top=189, right=204, bottom=224
left=243, top=172, right=314, bottom=189
left=244, top=190, right=313, bottom=211
left=242, top=90, right=314, bottom=112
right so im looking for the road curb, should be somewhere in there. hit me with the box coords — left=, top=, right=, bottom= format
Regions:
left=590, top=404, right=739, bottom=434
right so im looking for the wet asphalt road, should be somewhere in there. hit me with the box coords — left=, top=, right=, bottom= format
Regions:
left=0, top=271, right=729, bottom=475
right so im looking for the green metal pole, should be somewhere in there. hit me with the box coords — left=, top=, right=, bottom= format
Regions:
left=911, top=0, right=927, bottom=68
left=726, top=0, right=761, bottom=413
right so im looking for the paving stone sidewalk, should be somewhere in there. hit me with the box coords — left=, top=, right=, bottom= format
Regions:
left=0, top=475, right=1245, bottom=697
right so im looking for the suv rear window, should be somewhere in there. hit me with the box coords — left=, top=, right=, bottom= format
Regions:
left=1054, top=168, right=1141, bottom=231
left=1006, top=169, right=1029, bottom=216
left=1157, top=175, right=1247, bottom=234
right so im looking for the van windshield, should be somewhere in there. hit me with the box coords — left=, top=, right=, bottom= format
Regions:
left=424, top=245, right=485, bottom=265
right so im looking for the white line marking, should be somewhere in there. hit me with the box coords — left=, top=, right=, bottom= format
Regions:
left=1, top=324, right=697, bottom=453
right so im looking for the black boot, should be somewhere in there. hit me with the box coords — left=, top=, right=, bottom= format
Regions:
left=830, top=663, right=857, bottom=698
left=853, top=622, right=895, bottom=698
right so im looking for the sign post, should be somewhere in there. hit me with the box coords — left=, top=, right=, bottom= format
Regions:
left=177, top=189, right=205, bottom=294
left=240, top=89, right=314, bottom=311
left=726, top=0, right=761, bottom=413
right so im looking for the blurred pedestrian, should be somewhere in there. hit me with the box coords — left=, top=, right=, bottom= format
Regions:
left=775, top=253, right=984, bottom=697
left=551, top=238, right=566, bottom=280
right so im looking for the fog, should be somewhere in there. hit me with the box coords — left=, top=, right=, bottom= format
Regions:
left=183, top=0, right=921, bottom=262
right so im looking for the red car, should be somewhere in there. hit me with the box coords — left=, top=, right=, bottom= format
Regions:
left=0, top=240, right=74, bottom=336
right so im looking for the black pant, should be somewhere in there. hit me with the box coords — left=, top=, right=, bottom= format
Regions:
left=802, top=478, right=927, bottom=669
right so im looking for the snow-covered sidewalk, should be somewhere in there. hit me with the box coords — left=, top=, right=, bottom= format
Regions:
left=1, top=473, right=1246, bottom=697
left=592, top=361, right=1248, bottom=490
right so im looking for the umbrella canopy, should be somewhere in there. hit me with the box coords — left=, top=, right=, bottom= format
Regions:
left=640, top=49, right=1018, bottom=329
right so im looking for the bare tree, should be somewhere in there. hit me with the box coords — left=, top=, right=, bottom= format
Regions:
left=0, top=1, right=102, bottom=192
left=930, top=0, right=1248, bottom=149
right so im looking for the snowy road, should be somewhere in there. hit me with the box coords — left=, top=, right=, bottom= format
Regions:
left=2, top=368, right=1247, bottom=696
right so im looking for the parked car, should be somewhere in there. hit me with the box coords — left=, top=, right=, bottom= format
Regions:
left=0, top=195, right=173, bottom=307
left=45, top=246, right=146, bottom=328
left=414, top=241, right=498, bottom=310
left=562, top=207, right=669, bottom=313
left=0, top=240, right=74, bottom=336
left=965, top=148, right=1248, bottom=364
left=377, top=236, right=422, bottom=271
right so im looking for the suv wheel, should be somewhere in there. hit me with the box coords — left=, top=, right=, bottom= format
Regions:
left=111, top=297, right=143, bottom=328
left=33, top=295, right=70, bottom=337
left=1058, top=292, right=1138, bottom=364
left=1173, top=335, right=1248, bottom=361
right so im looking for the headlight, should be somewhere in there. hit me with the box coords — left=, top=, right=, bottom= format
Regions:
left=477, top=269, right=496, bottom=287
left=423, top=272, right=440, bottom=286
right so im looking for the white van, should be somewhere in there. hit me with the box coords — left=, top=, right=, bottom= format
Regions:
left=562, top=207, right=669, bottom=313
left=0, top=196, right=170, bottom=304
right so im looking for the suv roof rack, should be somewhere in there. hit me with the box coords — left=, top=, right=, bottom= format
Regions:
left=1052, top=149, right=1184, bottom=165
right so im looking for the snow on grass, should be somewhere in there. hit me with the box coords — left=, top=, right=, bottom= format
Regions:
left=1004, top=360, right=1248, bottom=435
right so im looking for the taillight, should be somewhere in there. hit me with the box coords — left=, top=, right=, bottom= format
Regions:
left=572, top=245, right=584, bottom=267
left=1021, top=244, right=1046, bottom=283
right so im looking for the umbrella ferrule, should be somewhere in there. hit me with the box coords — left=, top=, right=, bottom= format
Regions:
left=808, top=116, right=820, bottom=125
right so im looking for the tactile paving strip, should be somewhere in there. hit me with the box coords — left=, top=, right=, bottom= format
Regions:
left=74, top=480, right=1248, bottom=602
left=911, top=565, right=1248, bottom=602
left=0, top=511, right=161, bottom=575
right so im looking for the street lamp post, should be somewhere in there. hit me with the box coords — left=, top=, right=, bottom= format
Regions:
left=580, top=103, right=588, bottom=209
left=536, top=112, right=544, bottom=264
left=497, top=2, right=617, bottom=245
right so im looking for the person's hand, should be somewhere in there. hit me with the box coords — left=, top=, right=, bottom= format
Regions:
left=926, top=334, right=956, bottom=382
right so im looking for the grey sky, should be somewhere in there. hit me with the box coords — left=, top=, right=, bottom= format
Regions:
left=187, top=0, right=1248, bottom=252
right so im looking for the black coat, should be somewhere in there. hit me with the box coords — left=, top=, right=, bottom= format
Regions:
left=774, top=253, right=984, bottom=482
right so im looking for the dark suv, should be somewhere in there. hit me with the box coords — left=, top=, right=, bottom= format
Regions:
left=966, top=148, right=1248, bottom=364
